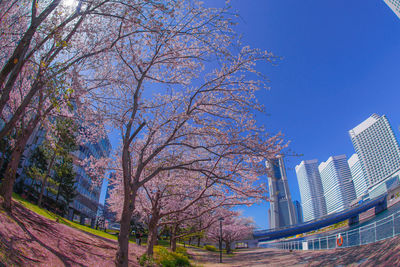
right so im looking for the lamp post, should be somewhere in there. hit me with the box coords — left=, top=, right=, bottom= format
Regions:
left=218, top=217, right=224, bottom=263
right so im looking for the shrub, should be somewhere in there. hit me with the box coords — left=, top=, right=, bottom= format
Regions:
left=175, top=247, right=189, bottom=257
left=170, top=251, right=190, bottom=266
left=138, top=253, right=155, bottom=267
left=153, top=246, right=190, bottom=267
left=204, top=245, right=217, bottom=252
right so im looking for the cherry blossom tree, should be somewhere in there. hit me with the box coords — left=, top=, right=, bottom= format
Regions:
left=108, top=164, right=264, bottom=255
left=84, top=1, right=286, bottom=265
left=2, top=2, right=286, bottom=267
left=0, top=0, right=164, bottom=210
left=206, top=211, right=254, bottom=254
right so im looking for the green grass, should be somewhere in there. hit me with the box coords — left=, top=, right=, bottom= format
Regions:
left=11, top=193, right=135, bottom=243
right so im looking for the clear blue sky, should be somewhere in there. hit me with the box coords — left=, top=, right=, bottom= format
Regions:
left=100, top=0, right=400, bottom=230
left=223, top=0, right=400, bottom=229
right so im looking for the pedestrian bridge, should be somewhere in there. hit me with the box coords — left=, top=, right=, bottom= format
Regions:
left=254, top=194, right=387, bottom=242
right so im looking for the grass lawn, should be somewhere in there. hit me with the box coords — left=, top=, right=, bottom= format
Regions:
left=11, top=193, right=135, bottom=243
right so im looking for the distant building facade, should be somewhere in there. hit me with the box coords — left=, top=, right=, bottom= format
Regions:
left=348, top=153, right=368, bottom=199
left=295, top=159, right=327, bottom=222
left=293, top=200, right=303, bottom=224
left=384, top=0, right=400, bottom=19
left=103, top=172, right=117, bottom=223
left=70, top=137, right=111, bottom=225
left=319, top=155, right=356, bottom=214
left=349, top=114, right=400, bottom=190
left=16, top=121, right=111, bottom=226
left=266, top=156, right=296, bottom=229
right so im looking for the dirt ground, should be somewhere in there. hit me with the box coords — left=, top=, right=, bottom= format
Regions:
left=0, top=200, right=145, bottom=266
left=188, top=235, right=400, bottom=267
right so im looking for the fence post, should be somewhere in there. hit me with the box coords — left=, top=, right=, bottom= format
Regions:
left=359, top=227, right=361, bottom=245
left=374, top=222, right=377, bottom=243
left=335, top=234, right=337, bottom=249
left=393, top=213, right=395, bottom=238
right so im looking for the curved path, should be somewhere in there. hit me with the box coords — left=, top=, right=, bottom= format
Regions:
left=189, top=235, right=400, bottom=266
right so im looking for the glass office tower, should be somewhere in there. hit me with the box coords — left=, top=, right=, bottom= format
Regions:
left=266, top=156, right=296, bottom=229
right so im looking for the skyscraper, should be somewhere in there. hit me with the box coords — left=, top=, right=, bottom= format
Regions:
left=293, top=200, right=303, bottom=224
left=348, top=153, right=368, bottom=199
left=384, top=0, right=400, bottom=19
left=319, top=155, right=356, bottom=214
left=349, top=114, right=400, bottom=189
left=266, top=156, right=296, bottom=229
left=295, top=159, right=327, bottom=222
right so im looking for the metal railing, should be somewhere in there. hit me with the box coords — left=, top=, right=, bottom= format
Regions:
left=266, top=209, right=400, bottom=250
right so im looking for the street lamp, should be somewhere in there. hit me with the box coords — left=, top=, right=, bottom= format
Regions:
left=218, top=217, right=224, bottom=263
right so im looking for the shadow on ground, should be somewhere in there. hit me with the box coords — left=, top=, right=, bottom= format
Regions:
left=0, top=199, right=144, bottom=266
left=188, top=235, right=400, bottom=267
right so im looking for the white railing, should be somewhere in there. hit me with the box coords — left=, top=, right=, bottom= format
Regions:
left=266, top=210, right=400, bottom=250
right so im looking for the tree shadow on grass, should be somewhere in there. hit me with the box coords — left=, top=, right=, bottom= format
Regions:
left=0, top=234, right=42, bottom=266
left=7, top=202, right=85, bottom=267
left=1, top=199, right=143, bottom=266
left=10, top=213, right=83, bottom=266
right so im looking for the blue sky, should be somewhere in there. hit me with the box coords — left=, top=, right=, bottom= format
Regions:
left=224, top=0, right=400, bottom=229
left=100, top=0, right=400, bottom=230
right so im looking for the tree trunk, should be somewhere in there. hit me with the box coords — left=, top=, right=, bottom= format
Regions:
left=225, top=241, right=231, bottom=254
left=170, top=224, right=179, bottom=252
left=115, top=189, right=136, bottom=267
left=55, top=174, right=63, bottom=203
left=38, top=150, right=56, bottom=207
left=0, top=131, right=32, bottom=210
left=0, top=154, right=5, bottom=174
left=197, top=236, right=201, bottom=247
left=146, top=214, right=159, bottom=256
left=171, top=236, right=177, bottom=252
left=115, top=142, right=137, bottom=267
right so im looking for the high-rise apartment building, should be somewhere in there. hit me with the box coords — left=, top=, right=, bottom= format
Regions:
left=295, top=159, right=327, bottom=222
left=319, top=155, right=356, bottom=214
left=384, top=0, right=400, bottom=19
left=266, top=156, right=296, bottom=229
left=349, top=114, right=400, bottom=189
left=348, top=154, right=368, bottom=199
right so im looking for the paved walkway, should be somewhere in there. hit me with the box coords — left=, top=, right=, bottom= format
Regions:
left=189, top=236, right=400, bottom=266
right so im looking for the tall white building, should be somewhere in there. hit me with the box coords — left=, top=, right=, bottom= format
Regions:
left=295, top=160, right=327, bottom=222
left=319, top=155, right=356, bottom=214
left=348, top=154, right=368, bottom=199
left=349, top=114, right=400, bottom=189
left=384, top=0, right=400, bottom=19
